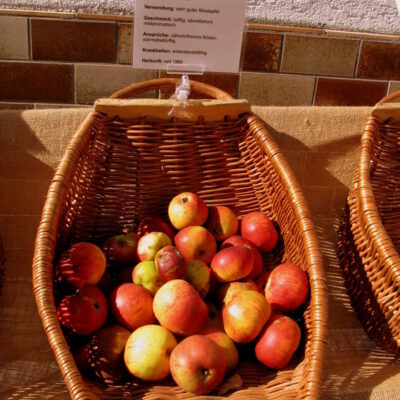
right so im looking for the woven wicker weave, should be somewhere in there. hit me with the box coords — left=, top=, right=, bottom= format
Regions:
left=337, top=91, right=400, bottom=355
left=33, top=78, right=328, bottom=399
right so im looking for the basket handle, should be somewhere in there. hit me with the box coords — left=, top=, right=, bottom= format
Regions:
left=377, top=90, right=400, bottom=104
left=109, top=78, right=233, bottom=100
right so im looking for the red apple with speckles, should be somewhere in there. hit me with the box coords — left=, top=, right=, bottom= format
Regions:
left=168, top=192, right=208, bottom=230
left=210, top=245, right=254, bottom=282
left=57, top=285, right=108, bottom=335
left=153, top=279, right=208, bottom=336
left=222, top=289, right=271, bottom=343
left=174, top=226, right=217, bottom=265
left=170, top=335, right=226, bottom=395
left=205, top=331, right=239, bottom=371
left=240, top=211, right=278, bottom=252
left=56, top=242, right=106, bottom=289
left=109, top=283, right=156, bottom=331
left=155, top=245, right=187, bottom=282
left=217, top=279, right=259, bottom=305
left=265, top=263, right=309, bottom=312
left=206, top=205, right=239, bottom=241
left=138, top=215, right=175, bottom=241
left=221, top=235, right=263, bottom=279
left=255, top=313, right=301, bottom=369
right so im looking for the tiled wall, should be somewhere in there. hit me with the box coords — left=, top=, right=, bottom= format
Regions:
left=0, top=11, right=399, bottom=109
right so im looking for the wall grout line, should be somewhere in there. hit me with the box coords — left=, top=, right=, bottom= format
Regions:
left=278, top=33, right=286, bottom=72
left=27, top=17, right=32, bottom=60
left=114, top=22, right=119, bottom=64
left=353, top=39, right=362, bottom=78
left=312, top=77, right=318, bottom=105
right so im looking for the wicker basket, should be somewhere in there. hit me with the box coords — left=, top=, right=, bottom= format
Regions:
left=33, top=78, right=328, bottom=399
left=0, top=231, right=5, bottom=293
left=337, top=90, right=400, bottom=355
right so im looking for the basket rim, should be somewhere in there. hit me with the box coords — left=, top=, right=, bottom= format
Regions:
left=32, top=107, right=328, bottom=400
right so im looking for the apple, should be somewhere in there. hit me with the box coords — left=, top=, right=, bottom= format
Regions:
left=174, top=226, right=217, bottom=265
left=155, top=246, right=187, bottom=282
left=168, top=192, right=208, bottom=230
left=102, top=232, right=138, bottom=265
left=210, top=245, right=254, bottom=282
left=255, top=270, right=271, bottom=293
left=136, top=232, right=172, bottom=262
left=153, top=279, right=208, bottom=336
left=124, top=324, right=177, bottom=381
left=89, top=325, right=131, bottom=382
left=132, top=260, right=164, bottom=295
left=221, top=235, right=263, bottom=279
left=240, top=211, right=278, bottom=252
left=222, top=290, right=271, bottom=343
left=255, top=313, right=301, bottom=369
left=217, top=280, right=259, bottom=305
left=199, top=302, right=224, bottom=334
left=137, top=215, right=175, bottom=241
left=170, top=335, right=226, bottom=394
left=57, top=285, right=108, bottom=335
left=265, top=263, right=309, bottom=312
left=184, top=260, right=211, bottom=298
left=56, top=242, right=106, bottom=289
left=205, top=205, right=239, bottom=241
left=205, top=331, right=239, bottom=371
left=97, top=271, right=114, bottom=294
left=73, top=343, right=91, bottom=372
left=109, top=283, right=156, bottom=331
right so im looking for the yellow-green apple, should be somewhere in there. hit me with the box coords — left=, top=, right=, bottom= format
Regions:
left=255, top=313, right=301, bottom=369
left=168, top=192, right=208, bottom=230
left=205, top=331, right=239, bottom=371
left=205, top=205, right=239, bottom=241
left=222, top=290, right=271, bottom=343
left=255, top=270, right=271, bottom=293
left=102, top=232, right=138, bottom=265
left=155, top=246, right=187, bottom=281
left=109, top=283, right=155, bottom=331
left=89, top=325, right=131, bottom=382
left=221, top=235, right=263, bottom=278
left=265, top=263, right=309, bottom=311
left=185, top=260, right=211, bottom=298
left=57, top=285, right=108, bottom=335
left=240, top=211, right=278, bottom=252
left=56, top=242, right=106, bottom=289
left=124, top=324, right=177, bottom=381
left=217, top=280, right=258, bottom=305
left=132, top=260, right=164, bottom=295
left=170, top=335, right=226, bottom=394
left=210, top=245, right=254, bottom=282
left=136, top=232, right=172, bottom=261
left=174, top=226, right=217, bottom=264
left=137, top=215, right=175, bottom=241
left=153, top=279, right=208, bottom=336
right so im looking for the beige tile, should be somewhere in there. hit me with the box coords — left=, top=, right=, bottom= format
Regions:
left=388, top=81, right=400, bottom=95
left=0, top=16, right=28, bottom=59
left=75, top=64, right=157, bottom=104
left=239, top=73, right=315, bottom=106
left=281, top=35, right=359, bottom=77
left=118, top=23, right=133, bottom=64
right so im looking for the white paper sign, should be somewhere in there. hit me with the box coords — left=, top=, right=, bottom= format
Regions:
left=133, top=0, right=247, bottom=73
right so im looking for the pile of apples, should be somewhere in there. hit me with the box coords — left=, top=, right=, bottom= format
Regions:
left=55, top=192, right=309, bottom=395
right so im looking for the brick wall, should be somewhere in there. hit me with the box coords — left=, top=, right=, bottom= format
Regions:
left=0, top=10, right=399, bottom=109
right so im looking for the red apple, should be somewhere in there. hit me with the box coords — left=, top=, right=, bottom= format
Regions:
left=174, top=226, right=217, bottom=265
left=199, top=302, right=224, bottom=334
left=102, top=232, right=138, bottom=265
left=206, top=205, right=238, bottom=241
left=240, top=211, right=278, bottom=252
left=155, top=245, right=187, bottom=281
left=73, top=343, right=91, bottom=372
left=109, top=283, right=156, bottom=331
left=265, top=263, right=309, bottom=312
left=221, top=235, right=263, bottom=279
left=217, top=280, right=259, bottom=305
left=170, top=335, right=226, bottom=395
left=89, top=325, right=131, bottom=382
left=205, top=331, right=239, bottom=371
left=255, top=313, right=301, bottom=369
left=57, top=285, right=108, bottom=335
left=136, top=231, right=172, bottom=261
left=56, top=242, right=106, bottom=289
left=153, top=279, right=208, bottom=336
left=137, top=215, right=175, bottom=241
left=185, top=260, right=211, bottom=298
left=222, top=290, right=271, bottom=343
left=168, top=192, right=209, bottom=230
left=210, top=245, right=254, bottom=282
left=97, top=271, right=114, bottom=294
